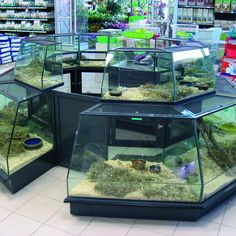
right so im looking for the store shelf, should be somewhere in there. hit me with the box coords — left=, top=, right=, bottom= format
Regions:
left=219, top=40, right=226, bottom=45
left=0, top=6, right=53, bottom=10
left=215, top=11, right=236, bottom=14
left=177, top=22, right=214, bottom=26
left=0, top=4, right=55, bottom=35
left=0, top=18, right=53, bottom=21
left=0, top=29, right=51, bottom=33
left=178, top=5, right=214, bottom=9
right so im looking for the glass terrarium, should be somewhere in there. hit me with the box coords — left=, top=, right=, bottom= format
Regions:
left=101, top=46, right=215, bottom=103
left=14, top=37, right=63, bottom=90
left=44, top=34, right=79, bottom=69
left=66, top=94, right=236, bottom=220
left=78, top=32, right=121, bottom=68
left=0, top=81, right=54, bottom=176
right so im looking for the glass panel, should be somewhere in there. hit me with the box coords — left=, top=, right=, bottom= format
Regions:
left=81, top=72, right=103, bottom=94
left=8, top=94, right=54, bottom=175
left=46, top=34, right=79, bottom=68
left=75, top=0, right=88, bottom=33
left=182, top=95, right=236, bottom=116
left=0, top=94, right=17, bottom=175
left=60, top=18, right=71, bottom=34
left=0, top=83, right=39, bottom=101
left=68, top=115, right=200, bottom=202
left=43, top=42, right=63, bottom=89
left=173, top=48, right=215, bottom=101
left=60, top=0, right=71, bottom=17
left=101, top=49, right=174, bottom=102
left=163, top=121, right=201, bottom=202
left=14, top=38, right=63, bottom=90
left=78, top=33, right=121, bottom=68
left=87, top=103, right=184, bottom=118
left=197, top=105, right=236, bottom=199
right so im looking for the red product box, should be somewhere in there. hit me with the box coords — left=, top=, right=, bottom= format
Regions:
left=221, top=56, right=236, bottom=76
left=225, top=37, right=236, bottom=58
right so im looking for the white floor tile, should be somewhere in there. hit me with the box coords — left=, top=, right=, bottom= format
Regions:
left=0, top=188, right=35, bottom=211
left=80, top=217, right=133, bottom=236
left=127, top=226, right=166, bottom=236
left=23, top=174, right=56, bottom=194
left=134, top=219, right=177, bottom=236
left=0, top=213, right=41, bottom=236
left=202, top=204, right=226, bottom=224
left=39, top=179, right=67, bottom=202
left=47, top=205, right=94, bottom=235
left=32, top=225, right=74, bottom=236
left=0, top=182, right=8, bottom=192
left=218, top=225, right=236, bottom=236
left=16, top=195, right=63, bottom=223
left=173, top=219, right=220, bottom=236
left=45, top=166, right=68, bottom=179
left=0, top=207, right=12, bottom=222
left=221, top=204, right=236, bottom=228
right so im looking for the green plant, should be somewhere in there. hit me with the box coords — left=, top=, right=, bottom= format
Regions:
left=198, top=120, right=236, bottom=171
left=106, top=0, right=121, bottom=15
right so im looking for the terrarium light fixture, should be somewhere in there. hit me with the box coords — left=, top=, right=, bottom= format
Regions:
left=173, top=49, right=208, bottom=62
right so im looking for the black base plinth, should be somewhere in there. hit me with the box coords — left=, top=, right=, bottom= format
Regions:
left=65, top=180, right=236, bottom=221
left=0, top=150, right=55, bottom=193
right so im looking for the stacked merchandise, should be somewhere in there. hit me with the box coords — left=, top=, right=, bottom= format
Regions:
left=9, top=37, right=22, bottom=62
left=214, top=1, right=236, bottom=30
left=178, top=0, right=214, bottom=25
left=221, top=25, right=236, bottom=84
left=215, top=0, right=236, bottom=12
left=0, top=34, right=24, bottom=64
left=0, top=34, right=11, bottom=64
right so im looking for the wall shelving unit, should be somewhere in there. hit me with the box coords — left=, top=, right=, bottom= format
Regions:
left=0, top=4, right=55, bottom=35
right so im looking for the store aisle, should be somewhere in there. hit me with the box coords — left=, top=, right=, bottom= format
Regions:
left=0, top=166, right=236, bottom=236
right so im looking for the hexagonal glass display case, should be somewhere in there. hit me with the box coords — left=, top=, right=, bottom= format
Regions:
left=66, top=94, right=236, bottom=220
left=101, top=46, right=215, bottom=103
left=14, top=37, right=63, bottom=90
left=0, top=81, right=55, bottom=193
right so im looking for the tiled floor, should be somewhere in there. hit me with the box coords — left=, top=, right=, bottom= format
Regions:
left=0, top=166, right=236, bottom=236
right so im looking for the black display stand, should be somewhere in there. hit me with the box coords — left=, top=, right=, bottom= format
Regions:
left=65, top=180, right=236, bottom=221
left=53, top=91, right=99, bottom=167
left=0, top=150, right=55, bottom=193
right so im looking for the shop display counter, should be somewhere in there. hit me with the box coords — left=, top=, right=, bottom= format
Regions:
left=0, top=81, right=55, bottom=193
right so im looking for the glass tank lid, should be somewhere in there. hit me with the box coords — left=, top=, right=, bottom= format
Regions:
left=82, top=94, right=236, bottom=119
left=181, top=94, right=236, bottom=118
left=0, top=81, right=41, bottom=102
left=81, top=103, right=192, bottom=119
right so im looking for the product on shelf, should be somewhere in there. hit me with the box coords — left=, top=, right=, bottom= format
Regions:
left=197, top=9, right=203, bottom=23
left=231, top=0, right=236, bottom=12
left=0, top=34, right=11, bottom=64
left=207, top=9, right=214, bottom=23
left=196, top=0, right=205, bottom=6
left=179, top=0, right=188, bottom=6
left=222, top=0, right=231, bottom=12
left=215, top=0, right=223, bottom=12
left=221, top=31, right=236, bottom=77
left=188, top=0, right=197, bottom=6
